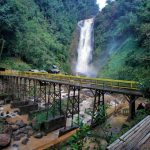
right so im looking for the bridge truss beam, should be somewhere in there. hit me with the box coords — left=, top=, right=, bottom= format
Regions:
left=0, top=75, right=141, bottom=127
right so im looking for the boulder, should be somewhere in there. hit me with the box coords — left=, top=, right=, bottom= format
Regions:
left=0, top=112, right=4, bottom=117
left=34, top=132, right=43, bottom=139
left=21, top=138, right=29, bottom=145
left=18, top=127, right=27, bottom=134
left=3, top=125, right=12, bottom=135
left=137, top=103, right=145, bottom=110
left=13, top=130, right=20, bottom=136
left=41, top=132, right=47, bottom=136
left=26, top=125, right=32, bottom=130
left=27, top=130, right=34, bottom=137
left=14, top=110, right=21, bottom=115
left=13, top=135, right=21, bottom=141
left=12, top=143, right=19, bottom=149
left=20, top=133, right=25, bottom=138
left=16, top=120, right=26, bottom=128
left=0, top=134, right=11, bottom=147
left=11, top=125, right=19, bottom=131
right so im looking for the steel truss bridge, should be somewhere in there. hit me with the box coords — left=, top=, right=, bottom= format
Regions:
left=0, top=70, right=143, bottom=126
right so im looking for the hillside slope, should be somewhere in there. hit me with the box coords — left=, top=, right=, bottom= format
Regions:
left=0, top=0, right=98, bottom=72
left=94, top=0, right=150, bottom=82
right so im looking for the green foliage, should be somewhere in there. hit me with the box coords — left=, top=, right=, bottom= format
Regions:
left=139, top=77, right=150, bottom=99
left=94, top=0, right=150, bottom=83
left=62, top=105, right=108, bottom=149
left=0, top=57, right=31, bottom=71
left=92, top=105, right=108, bottom=125
left=65, top=122, right=90, bottom=150
left=0, top=0, right=98, bottom=71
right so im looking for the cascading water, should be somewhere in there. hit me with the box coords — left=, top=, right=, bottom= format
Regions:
left=75, top=18, right=95, bottom=77
left=75, top=0, right=107, bottom=77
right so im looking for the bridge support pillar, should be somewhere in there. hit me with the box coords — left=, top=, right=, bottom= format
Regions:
left=91, top=90, right=105, bottom=127
left=127, top=95, right=138, bottom=120
left=129, top=99, right=135, bottom=120
left=66, top=85, right=80, bottom=126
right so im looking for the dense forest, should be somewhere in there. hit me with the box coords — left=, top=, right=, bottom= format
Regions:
left=94, top=0, right=150, bottom=83
left=0, top=0, right=98, bottom=72
left=0, top=0, right=150, bottom=84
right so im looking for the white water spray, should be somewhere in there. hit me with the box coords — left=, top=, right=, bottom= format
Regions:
left=75, top=18, right=96, bottom=77
left=75, top=0, right=107, bottom=77
left=96, top=0, right=107, bottom=10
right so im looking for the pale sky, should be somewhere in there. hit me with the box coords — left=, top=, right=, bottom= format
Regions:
left=96, top=0, right=107, bottom=10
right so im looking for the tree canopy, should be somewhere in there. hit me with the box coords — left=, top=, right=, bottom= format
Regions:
left=0, top=0, right=98, bottom=71
left=94, top=0, right=150, bottom=81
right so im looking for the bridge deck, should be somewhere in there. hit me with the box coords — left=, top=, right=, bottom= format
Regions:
left=0, top=70, right=142, bottom=96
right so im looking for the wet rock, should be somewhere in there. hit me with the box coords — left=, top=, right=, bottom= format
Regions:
left=0, top=134, right=11, bottom=147
left=28, top=130, right=34, bottom=137
left=27, top=134, right=31, bottom=138
left=8, top=122, right=14, bottom=125
left=21, top=137, right=29, bottom=145
left=18, top=127, right=27, bottom=134
left=13, top=129, right=26, bottom=137
left=6, top=111, right=9, bottom=114
left=11, top=113, right=17, bottom=117
left=14, top=110, right=21, bottom=115
left=11, top=125, right=19, bottom=131
left=0, top=112, right=4, bottom=116
left=34, top=132, right=43, bottom=139
left=20, top=133, right=25, bottom=138
left=6, top=114, right=11, bottom=118
left=26, top=125, right=32, bottom=130
left=13, top=130, right=20, bottom=136
left=12, top=143, right=19, bottom=147
left=137, top=103, right=145, bottom=110
left=3, top=126, right=12, bottom=135
left=41, top=132, right=47, bottom=136
left=12, top=143, right=18, bottom=146
left=13, top=135, right=21, bottom=141
left=16, top=120, right=26, bottom=128
left=12, top=143, right=19, bottom=150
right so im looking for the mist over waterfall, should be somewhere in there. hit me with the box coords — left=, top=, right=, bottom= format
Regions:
left=75, top=18, right=96, bottom=77
left=75, top=0, right=107, bottom=77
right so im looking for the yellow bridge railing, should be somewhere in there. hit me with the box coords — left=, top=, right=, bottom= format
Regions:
left=0, top=70, right=140, bottom=91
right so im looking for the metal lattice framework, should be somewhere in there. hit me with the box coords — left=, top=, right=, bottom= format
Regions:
left=0, top=71, right=143, bottom=126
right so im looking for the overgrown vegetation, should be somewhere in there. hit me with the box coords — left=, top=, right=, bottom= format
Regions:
left=94, top=0, right=150, bottom=84
left=62, top=105, right=107, bottom=149
left=62, top=108, right=149, bottom=150
left=0, top=0, right=98, bottom=72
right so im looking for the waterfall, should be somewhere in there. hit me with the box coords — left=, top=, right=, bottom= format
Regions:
left=75, top=18, right=96, bottom=77
left=75, top=0, right=107, bottom=77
